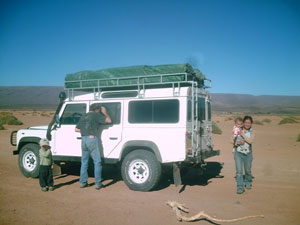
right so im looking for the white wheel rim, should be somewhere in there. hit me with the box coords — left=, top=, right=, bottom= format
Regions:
left=128, top=159, right=150, bottom=184
left=23, top=151, right=37, bottom=172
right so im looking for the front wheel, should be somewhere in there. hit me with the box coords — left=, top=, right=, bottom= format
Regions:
left=19, top=143, right=40, bottom=178
left=121, top=150, right=161, bottom=191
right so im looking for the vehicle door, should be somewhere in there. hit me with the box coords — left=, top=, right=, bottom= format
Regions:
left=93, top=101, right=122, bottom=158
left=51, top=102, right=87, bottom=157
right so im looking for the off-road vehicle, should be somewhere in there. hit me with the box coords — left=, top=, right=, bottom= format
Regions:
left=11, top=64, right=220, bottom=191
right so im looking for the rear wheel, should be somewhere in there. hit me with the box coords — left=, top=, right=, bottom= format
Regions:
left=19, top=143, right=40, bottom=178
left=121, top=150, right=161, bottom=191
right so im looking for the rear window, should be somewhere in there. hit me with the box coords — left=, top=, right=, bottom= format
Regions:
left=207, top=101, right=211, bottom=121
left=198, top=98, right=206, bottom=121
left=129, top=99, right=179, bottom=123
left=187, top=98, right=206, bottom=121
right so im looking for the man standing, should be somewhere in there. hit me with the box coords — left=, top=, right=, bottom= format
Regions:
left=75, top=103, right=111, bottom=190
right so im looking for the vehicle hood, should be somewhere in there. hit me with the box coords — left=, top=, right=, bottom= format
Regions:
left=27, top=125, right=48, bottom=130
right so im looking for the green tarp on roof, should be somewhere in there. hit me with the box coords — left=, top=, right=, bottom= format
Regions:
left=65, top=63, right=206, bottom=89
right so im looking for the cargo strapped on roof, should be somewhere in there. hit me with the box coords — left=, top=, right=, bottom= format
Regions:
left=64, top=63, right=206, bottom=92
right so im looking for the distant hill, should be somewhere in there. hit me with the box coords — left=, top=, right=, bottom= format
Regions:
left=0, top=86, right=299, bottom=114
left=0, top=86, right=63, bottom=110
left=211, top=93, right=300, bottom=114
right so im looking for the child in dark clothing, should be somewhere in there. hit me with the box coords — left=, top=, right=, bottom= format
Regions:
left=39, top=138, right=54, bottom=192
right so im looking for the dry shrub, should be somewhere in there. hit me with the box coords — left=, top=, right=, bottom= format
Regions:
left=225, top=117, right=233, bottom=121
left=212, top=121, right=222, bottom=135
left=278, top=118, right=298, bottom=125
left=41, top=113, right=50, bottom=117
left=0, top=112, right=11, bottom=117
left=262, top=118, right=271, bottom=123
left=0, top=112, right=23, bottom=126
left=8, top=120, right=23, bottom=125
left=0, top=122, right=4, bottom=130
left=288, top=116, right=300, bottom=121
left=253, top=120, right=264, bottom=125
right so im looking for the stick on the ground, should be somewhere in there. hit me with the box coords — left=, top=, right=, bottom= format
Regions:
left=166, top=201, right=264, bottom=223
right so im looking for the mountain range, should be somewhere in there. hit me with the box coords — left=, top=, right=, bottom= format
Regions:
left=0, top=86, right=299, bottom=114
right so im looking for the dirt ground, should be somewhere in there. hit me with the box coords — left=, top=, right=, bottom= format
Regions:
left=0, top=111, right=300, bottom=225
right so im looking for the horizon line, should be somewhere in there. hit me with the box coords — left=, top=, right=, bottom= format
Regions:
left=0, top=85, right=299, bottom=97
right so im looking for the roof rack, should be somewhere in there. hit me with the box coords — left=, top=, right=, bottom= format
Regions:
left=64, top=72, right=209, bottom=100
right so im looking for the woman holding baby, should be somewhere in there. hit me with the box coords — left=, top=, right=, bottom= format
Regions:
left=232, top=115, right=255, bottom=194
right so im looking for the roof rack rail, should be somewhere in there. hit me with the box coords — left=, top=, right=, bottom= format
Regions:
left=64, top=72, right=205, bottom=100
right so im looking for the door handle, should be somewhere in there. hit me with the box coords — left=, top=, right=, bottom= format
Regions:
left=109, top=137, right=118, bottom=140
left=77, top=137, right=82, bottom=140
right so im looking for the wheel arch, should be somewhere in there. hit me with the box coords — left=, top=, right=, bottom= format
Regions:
left=120, top=140, right=162, bottom=163
left=17, top=137, right=41, bottom=154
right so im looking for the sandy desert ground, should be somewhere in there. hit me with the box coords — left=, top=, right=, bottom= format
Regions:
left=0, top=111, right=300, bottom=225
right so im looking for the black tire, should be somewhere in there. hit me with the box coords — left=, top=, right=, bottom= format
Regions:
left=18, top=143, right=40, bottom=178
left=121, top=150, right=161, bottom=191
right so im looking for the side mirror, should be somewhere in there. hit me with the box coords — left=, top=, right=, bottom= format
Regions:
left=55, top=115, right=60, bottom=124
left=59, top=92, right=66, bottom=102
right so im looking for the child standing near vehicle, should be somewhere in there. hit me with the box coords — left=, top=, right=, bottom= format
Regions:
left=39, top=138, right=54, bottom=192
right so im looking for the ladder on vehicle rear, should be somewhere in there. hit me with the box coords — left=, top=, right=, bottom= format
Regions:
left=190, top=82, right=199, bottom=158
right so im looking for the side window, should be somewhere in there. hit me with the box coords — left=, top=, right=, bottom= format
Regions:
left=128, top=101, right=152, bottom=123
left=100, top=102, right=121, bottom=125
left=60, top=104, right=86, bottom=125
left=101, top=91, right=138, bottom=98
left=129, top=99, right=179, bottom=123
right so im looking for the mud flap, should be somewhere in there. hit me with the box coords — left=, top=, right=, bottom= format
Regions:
left=173, top=163, right=182, bottom=186
left=52, top=163, right=62, bottom=176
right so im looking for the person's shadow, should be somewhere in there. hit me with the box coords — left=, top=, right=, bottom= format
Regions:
left=53, top=161, right=121, bottom=189
left=87, top=164, right=122, bottom=188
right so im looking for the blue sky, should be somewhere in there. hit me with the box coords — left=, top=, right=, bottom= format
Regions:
left=0, top=0, right=299, bottom=95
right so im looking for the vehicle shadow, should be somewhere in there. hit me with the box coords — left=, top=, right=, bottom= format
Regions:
left=54, top=161, right=223, bottom=191
left=155, top=162, right=224, bottom=192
